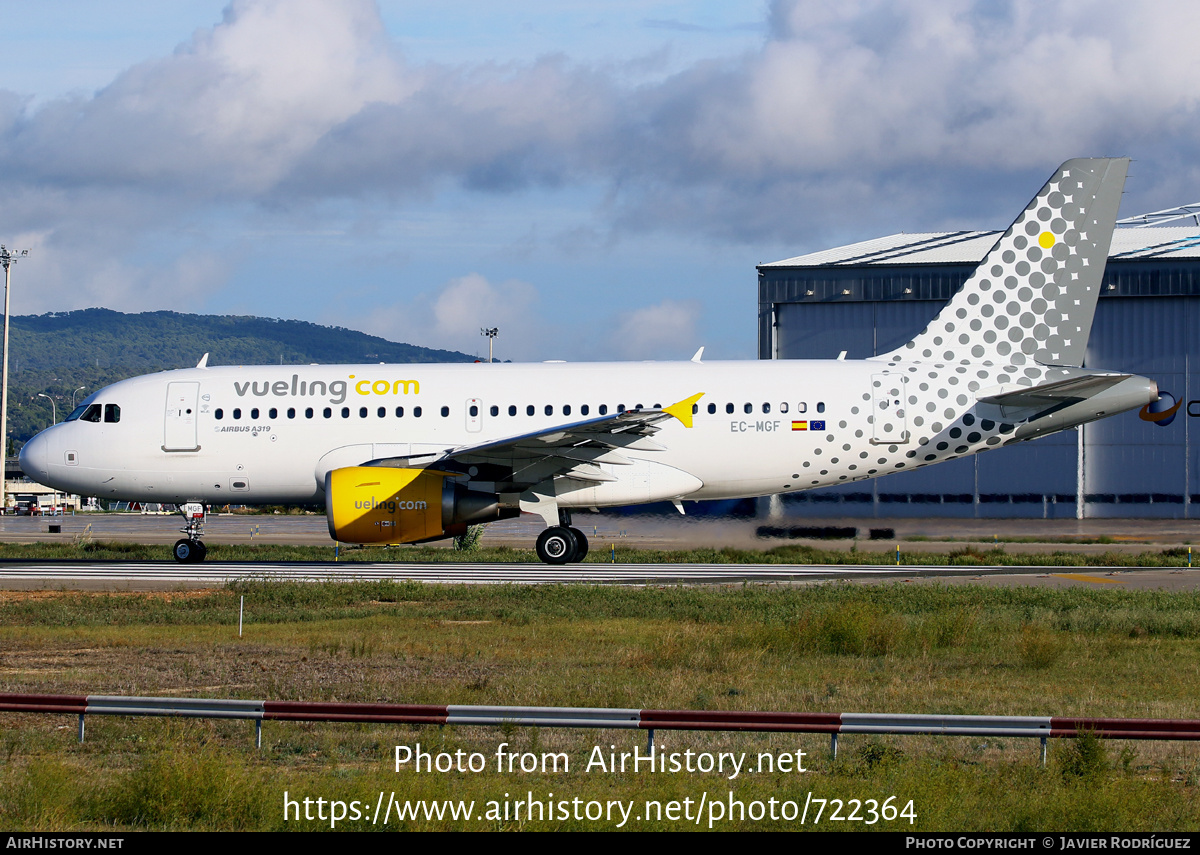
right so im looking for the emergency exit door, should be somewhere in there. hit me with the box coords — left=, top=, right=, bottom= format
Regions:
left=164, top=382, right=201, bottom=452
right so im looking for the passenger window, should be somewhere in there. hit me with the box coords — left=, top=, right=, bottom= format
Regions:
left=581, top=404, right=589, bottom=416
left=797, top=402, right=807, bottom=414
left=395, top=407, right=404, bottom=417
left=599, top=404, right=608, bottom=415
left=341, top=407, right=350, bottom=418
left=692, top=404, right=698, bottom=414
left=323, top=407, right=332, bottom=418
left=618, top=404, right=626, bottom=413
left=707, top=403, right=716, bottom=414
left=545, top=405, right=553, bottom=416
left=563, top=404, right=571, bottom=416
left=743, top=403, right=752, bottom=414
left=233, top=408, right=242, bottom=420
left=471, top=405, right=480, bottom=417
left=305, top=407, right=314, bottom=419
left=269, top=408, right=278, bottom=419
left=287, top=407, right=296, bottom=419
left=359, top=407, right=368, bottom=418
left=214, top=408, right=223, bottom=421
left=817, top=402, right=825, bottom=413
left=726, top=403, right=734, bottom=414
left=250, top=408, right=259, bottom=419
left=377, top=407, right=386, bottom=418
left=414, top=407, right=422, bottom=418
left=489, top=405, right=498, bottom=417
left=508, top=405, right=516, bottom=416
left=780, top=403, right=789, bottom=414
left=526, top=405, right=535, bottom=416
left=104, top=404, right=120, bottom=423
left=762, top=403, right=770, bottom=414
left=441, top=406, right=450, bottom=417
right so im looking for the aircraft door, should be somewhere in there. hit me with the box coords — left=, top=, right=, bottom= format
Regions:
left=164, top=382, right=201, bottom=452
left=466, top=398, right=482, bottom=432
left=871, top=374, right=909, bottom=443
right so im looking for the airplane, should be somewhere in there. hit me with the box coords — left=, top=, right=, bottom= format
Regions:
left=18, top=158, right=1160, bottom=565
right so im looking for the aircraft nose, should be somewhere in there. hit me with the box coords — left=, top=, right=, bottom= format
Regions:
left=19, top=431, right=50, bottom=481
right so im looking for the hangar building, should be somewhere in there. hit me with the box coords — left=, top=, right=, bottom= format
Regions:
left=758, top=217, right=1200, bottom=519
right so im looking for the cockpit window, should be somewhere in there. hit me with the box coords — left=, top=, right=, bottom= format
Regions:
left=65, top=405, right=88, bottom=422
left=78, top=404, right=102, bottom=423
left=104, top=404, right=121, bottom=423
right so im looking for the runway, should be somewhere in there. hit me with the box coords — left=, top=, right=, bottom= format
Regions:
left=0, top=560, right=1196, bottom=590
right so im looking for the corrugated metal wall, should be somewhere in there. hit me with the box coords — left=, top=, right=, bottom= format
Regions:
left=1084, top=297, right=1196, bottom=517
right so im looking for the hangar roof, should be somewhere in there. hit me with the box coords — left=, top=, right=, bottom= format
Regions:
left=761, top=227, right=1200, bottom=269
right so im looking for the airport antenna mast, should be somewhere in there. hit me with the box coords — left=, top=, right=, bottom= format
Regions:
left=0, top=245, right=30, bottom=513
left=481, top=327, right=498, bottom=363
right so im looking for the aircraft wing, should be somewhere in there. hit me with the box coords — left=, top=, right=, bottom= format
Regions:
left=362, top=393, right=704, bottom=491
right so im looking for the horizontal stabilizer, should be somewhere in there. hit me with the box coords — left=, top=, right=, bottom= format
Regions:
left=977, top=373, right=1131, bottom=420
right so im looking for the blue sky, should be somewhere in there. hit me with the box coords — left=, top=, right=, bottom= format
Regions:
left=1, top=1, right=1197, bottom=362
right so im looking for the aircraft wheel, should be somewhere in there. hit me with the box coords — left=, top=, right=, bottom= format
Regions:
left=568, top=527, right=589, bottom=562
left=173, top=538, right=207, bottom=564
left=173, top=538, right=196, bottom=563
left=536, top=526, right=578, bottom=565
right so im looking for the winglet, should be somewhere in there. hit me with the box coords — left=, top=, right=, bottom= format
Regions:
left=196, top=353, right=209, bottom=369
left=691, top=347, right=704, bottom=364
left=663, top=392, right=705, bottom=428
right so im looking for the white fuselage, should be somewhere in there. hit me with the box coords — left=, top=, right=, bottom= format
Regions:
left=17, top=356, right=1153, bottom=510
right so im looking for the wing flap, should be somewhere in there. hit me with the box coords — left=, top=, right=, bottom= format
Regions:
left=359, top=393, right=705, bottom=494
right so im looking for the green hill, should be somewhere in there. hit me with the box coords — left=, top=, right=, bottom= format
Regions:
left=3, top=309, right=476, bottom=445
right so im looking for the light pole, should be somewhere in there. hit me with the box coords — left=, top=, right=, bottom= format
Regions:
left=72, top=386, right=86, bottom=409
left=0, top=245, right=29, bottom=514
left=37, top=393, right=56, bottom=424
left=481, top=327, right=498, bottom=363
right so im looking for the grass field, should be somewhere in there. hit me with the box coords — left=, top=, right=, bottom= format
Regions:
left=1, top=579, right=1198, bottom=830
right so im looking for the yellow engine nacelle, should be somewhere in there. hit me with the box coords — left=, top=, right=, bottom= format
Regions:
left=325, top=467, right=451, bottom=544
left=325, top=466, right=510, bottom=544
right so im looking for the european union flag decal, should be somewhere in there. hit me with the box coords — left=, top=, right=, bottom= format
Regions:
left=811, top=420, right=826, bottom=431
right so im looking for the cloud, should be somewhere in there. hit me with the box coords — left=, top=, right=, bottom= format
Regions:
left=352, top=274, right=701, bottom=362
left=2, top=0, right=1200, bottom=326
left=4, top=0, right=409, bottom=197
left=612, top=299, right=702, bottom=360
left=604, top=0, right=1200, bottom=238
left=9, top=0, right=1200, bottom=221
left=355, top=273, right=546, bottom=361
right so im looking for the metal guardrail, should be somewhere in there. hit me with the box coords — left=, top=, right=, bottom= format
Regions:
left=2, top=693, right=1197, bottom=763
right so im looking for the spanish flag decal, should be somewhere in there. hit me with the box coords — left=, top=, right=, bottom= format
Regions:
left=792, top=421, right=807, bottom=431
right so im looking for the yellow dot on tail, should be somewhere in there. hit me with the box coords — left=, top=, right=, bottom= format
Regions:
left=1038, top=231, right=1055, bottom=249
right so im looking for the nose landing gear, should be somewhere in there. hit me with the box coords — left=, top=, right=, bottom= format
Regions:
left=173, top=502, right=208, bottom=564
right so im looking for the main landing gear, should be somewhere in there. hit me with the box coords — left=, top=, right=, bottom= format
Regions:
left=173, top=502, right=208, bottom=564
left=535, top=511, right=589, bottom=565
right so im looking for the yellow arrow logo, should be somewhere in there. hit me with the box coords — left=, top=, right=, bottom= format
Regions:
left=663, top=392, right=705, bottom=428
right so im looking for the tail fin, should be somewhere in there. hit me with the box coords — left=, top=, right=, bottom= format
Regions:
left=883, top=158, right=1128, bottom=367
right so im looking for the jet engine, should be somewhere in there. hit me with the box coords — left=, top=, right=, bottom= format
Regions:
left=325, top=466, right=512, bottom=544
